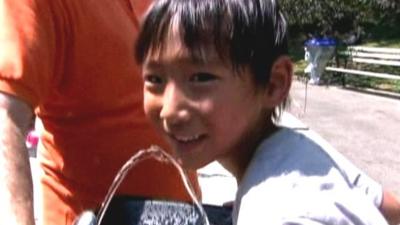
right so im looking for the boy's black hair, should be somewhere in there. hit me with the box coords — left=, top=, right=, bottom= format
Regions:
left=135, top=0, right=290, bottom=119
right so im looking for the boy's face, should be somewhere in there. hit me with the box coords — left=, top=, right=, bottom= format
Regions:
left=142, top=39, right=269, bottom=169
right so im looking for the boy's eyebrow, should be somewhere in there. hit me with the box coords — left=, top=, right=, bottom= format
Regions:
left=145, top=55, right=222, bottom=68
left=144, top=60, right=164, bottom=69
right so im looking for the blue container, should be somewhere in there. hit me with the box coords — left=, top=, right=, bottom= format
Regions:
left=305, top=38, right=337, bottom=47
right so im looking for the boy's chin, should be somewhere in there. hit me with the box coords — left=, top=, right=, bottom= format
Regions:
left=176, top=156, right=211, bottom=170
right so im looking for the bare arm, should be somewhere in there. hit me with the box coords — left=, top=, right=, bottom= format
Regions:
left=381, top=190, right=400, bottom=225
left=0, top=92, right=35, bottom=225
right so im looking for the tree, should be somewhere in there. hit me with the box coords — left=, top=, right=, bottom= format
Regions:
left=280, top=0, right=398, bottom=38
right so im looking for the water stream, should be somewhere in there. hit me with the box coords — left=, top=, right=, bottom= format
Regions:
left=94, top=145, right=210, bottom=225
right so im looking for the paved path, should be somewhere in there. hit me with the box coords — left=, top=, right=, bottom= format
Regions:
left=288, top=79, right=400, bottom=197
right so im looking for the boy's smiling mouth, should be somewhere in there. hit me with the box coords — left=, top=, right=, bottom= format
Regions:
left=173, top=134, right=204, bottom=142
left=166, top=132, right=207, bottom=151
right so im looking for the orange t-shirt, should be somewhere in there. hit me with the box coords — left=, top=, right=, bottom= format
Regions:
left=0, top=0, right=199, bottom=224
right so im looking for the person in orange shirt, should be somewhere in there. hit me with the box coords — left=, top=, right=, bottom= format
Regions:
left=0, top=1, right=199, bottom=225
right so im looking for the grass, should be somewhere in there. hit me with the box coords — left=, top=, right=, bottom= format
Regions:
left=365, top=40, right=400, bottom=48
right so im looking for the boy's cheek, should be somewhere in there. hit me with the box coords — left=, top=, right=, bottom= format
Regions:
left=143, top=98, right=162, bottom=127
left=143, top=93, right=158, bottom=113
left=146, top=110, right=165, bottom=137
left=144, top=106, right=160, bottom=125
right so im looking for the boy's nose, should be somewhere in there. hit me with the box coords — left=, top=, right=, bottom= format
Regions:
left=160, top=84, right=191, bottom=127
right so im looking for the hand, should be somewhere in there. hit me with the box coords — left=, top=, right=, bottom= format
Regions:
left=381, top=190, right=400, bottom=225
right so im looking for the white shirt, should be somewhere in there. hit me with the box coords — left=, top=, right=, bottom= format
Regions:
left=233, top=127, right=387, bottom=225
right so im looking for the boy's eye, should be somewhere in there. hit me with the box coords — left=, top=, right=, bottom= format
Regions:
left=144, top=74, right=163, bottom=84
left=190, top=72, right=218, bottom=82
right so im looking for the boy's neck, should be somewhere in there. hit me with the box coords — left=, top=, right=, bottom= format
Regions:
left=218, top=123, right=280, bottom=183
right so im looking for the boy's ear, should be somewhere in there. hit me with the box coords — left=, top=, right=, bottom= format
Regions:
left=263, top=56, right=293, bottom=108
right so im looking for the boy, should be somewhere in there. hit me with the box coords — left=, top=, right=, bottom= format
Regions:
left=135, top=0, right=400, bottom=224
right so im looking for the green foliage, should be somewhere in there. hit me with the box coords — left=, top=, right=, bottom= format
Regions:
left=280, top=0, right=399, bottom=38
